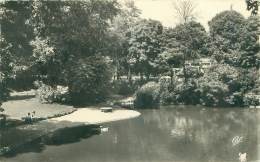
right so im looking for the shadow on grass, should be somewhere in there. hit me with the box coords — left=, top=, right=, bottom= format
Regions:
left=1, top=124, right=100, bottom=157
left=8, top=95, right=35, bottom=101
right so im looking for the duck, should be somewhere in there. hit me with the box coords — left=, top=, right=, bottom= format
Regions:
left=239, top=152, right=247, bottom=162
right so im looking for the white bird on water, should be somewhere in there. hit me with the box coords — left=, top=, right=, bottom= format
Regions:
left=239, top=152, right=247, bottom=162
left=100, top=126, right=109, bottom=132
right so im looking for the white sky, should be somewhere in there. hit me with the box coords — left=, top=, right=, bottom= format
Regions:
left=131, top=0, right=251, bottom=30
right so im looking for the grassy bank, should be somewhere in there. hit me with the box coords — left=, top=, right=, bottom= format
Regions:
left=2, top=91, right=76, bottom=122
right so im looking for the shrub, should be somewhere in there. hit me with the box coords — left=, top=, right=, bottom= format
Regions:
left=111, top=79, right=145, bottom=96
left=197, top=73, right=229, bottom=107
left=111, top=80, right=136, bottom=95
left=67, top=56, right=112, bottom=105
left=176, top=79, right=200, bottom=105
left=243, top=94, right=260, bottom=106
left=159, top=76, right=178, bottom=105
left=134, top=82, right=160, bottom=109
left=35, top=81, right=70, bottom=104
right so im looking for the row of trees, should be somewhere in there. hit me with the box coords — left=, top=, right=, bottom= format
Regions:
left=0, top=0, right=259, bottom=106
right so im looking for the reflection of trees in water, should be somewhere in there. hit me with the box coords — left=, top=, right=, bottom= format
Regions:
left=113, top=108, right=258, bottom=162
left=0, top=125, right=100, bottom=157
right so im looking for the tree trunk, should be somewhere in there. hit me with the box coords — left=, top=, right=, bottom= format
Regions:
left=128, top=67, right=132, bottom=83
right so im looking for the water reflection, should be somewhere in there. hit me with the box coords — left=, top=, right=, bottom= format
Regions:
left=1, top=107, right=259, bottom=162
left=0, top=125, right=100, bottom=157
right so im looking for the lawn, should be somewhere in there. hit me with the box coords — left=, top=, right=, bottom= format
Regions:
left=2, top=90, right=76, bottom=121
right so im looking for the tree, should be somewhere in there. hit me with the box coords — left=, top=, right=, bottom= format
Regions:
left=0, top=1, right=33, bottom=67
left=209, top=11, right=246, bottom=65
left=171, top=21, right=209, bottom=81
left=127, top=19, right=163, bottom=79
left=239, top=15, right=260, bottom=68
left=68, top=56, right=112, bottom=105
left=29, top=0, right=120, bottom=104
left=209, top=11, right=260, bottom=68
left=246, top=0, right=259, bottom=15
left=172, top=0, right=197, bottom=24
left=0, top=37, right=12, bottom=102
left=173, top=21, right=209, bottom=60
left=109, top=0, right=141, bottom=80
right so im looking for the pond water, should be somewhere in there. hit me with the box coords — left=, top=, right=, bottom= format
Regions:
left=1, top=106, right=260, bottom=162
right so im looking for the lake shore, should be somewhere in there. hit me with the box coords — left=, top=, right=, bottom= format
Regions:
left=49, top=108, right=141, bottom=124
left=2, top=91, right=140, bottom=125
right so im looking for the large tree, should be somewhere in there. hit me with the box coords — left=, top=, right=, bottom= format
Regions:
left=209, top=11, right=245, bottom=66
left=209, top=11, right=260, bottom=68
left=173, top=21, right=209, bottom=60
left=239, top=15, right=260, bottom=68
left=0, top=1, right=33, bottom=67
left=29, top=0, right=120, bottom=104
left=127, top=19, right=163, bottom=79
left=109, top=0, right=141, bottom=80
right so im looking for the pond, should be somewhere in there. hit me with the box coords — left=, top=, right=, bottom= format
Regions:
left=1, top=106, right=259, bottom=162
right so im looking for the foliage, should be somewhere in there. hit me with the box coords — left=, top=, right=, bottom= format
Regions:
left=243, top=95, right=260, bottom=106
left=157, top=39, right=183, bottom=73
left=0, top=1, right=34, bottom=67
left=239, top=15, right=260, bottom=68
left=28, top=1, right=119, bottom=105
left=196, top=73, right=229, bottom=107
left=67, top=56, right=112, bottom=105
left=173, top=21, right=209, bottom=60
left=209, top=11, right=246, bottom=49
left=35, top=81, right=70, bottom=104
left=111, top=79, right=140, bottom=95
left=209, top=11, right=260, bottom=68
left=159, top=77, right=179, bottom=105
left=0, top=37, right=12, bottom=102
left=0, top=1, right=259, bottom=108
left=127, top=19, right=163, bottom=78
left=134, top=82, right=160, bottom=108
left=109, top=0, right=141, bottom=80
left=246, top=0, right=259, bottom=15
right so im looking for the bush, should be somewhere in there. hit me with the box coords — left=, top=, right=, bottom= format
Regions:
left=159, top=76, right=178, bottom=105
left=134, top=82, right=160, bottom=109
left=243, top=94, right=260, bottom=106
left=67, top=56, right=112, bottom=105
left=197, top=73, right=229, bottom=107
left=111, top=79, right=144, bottom=95
left=35, top=81, right=70, bottom=104
left=111, top=80, right=135, bottom=95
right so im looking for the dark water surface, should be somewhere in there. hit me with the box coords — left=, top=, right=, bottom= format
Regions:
left=1, top=106, right=260, bottom=162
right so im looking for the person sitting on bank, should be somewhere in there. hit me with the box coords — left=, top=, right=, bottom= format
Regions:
left=26, top=112, right=32, bottom=124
